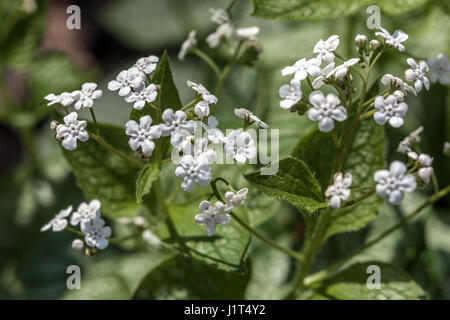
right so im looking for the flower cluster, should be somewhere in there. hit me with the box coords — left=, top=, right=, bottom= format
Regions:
left=45, top=82, right=102, bottom=110
left=41, top=199, right=112, bottom=251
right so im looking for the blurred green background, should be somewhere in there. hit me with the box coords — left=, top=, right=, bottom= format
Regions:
left=0, top=0, right=449, bottom=299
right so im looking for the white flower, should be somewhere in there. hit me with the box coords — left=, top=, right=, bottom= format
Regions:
left=133, top=55, right=159, bottom=76
left=195, top=200, right=231, bottom=236
left=194, top=101, right=210, bottom=119
left=202, top=116, right=224, bottom=144
left=325, top=172, right=352, bottom=209
left=381, top=74, right=416, bottom=95
left=327, top=58, right=359, bottom=79
left=234, top=108, right=268, bottom=128
left=374, top=95, right=408, bottom=128
left=44, top=92, right=75, bottom=107
left=56, top=112, right=89, bottom=150
left=418, top=167, right=433, bottom=184
left=125, top=115, right=161, bottom=155
left=108, top=67, right=144, bottom=97
left=282, top=58, right=321, bottom=80
left=417, top=153, right=433, bottom=167
left=307, top=91, right=347, bottom=132
left=427, top=53, right=450, bottom=85
left=311, top=63, right=335, bottom=89
left=175, top=155, right=212, bottom=192
left=397, top=126, right=423, bottom=154
left=187, top=81, right=218, bottom=104
left=71, top=239, right=84, bottom=251
left=444, top=142, right=450, bottom=154
left=124, top=83, right=158, bottom=110
left=178, top=30, right=197, bottom=61
left=405, top=58, right=430, bottom=92
left=142, top=230, right=163, bottom=248
left=374, top=161, right=417, bottom=205
left=279, top=79, right=302, bottom=109
left=313, top=35, right=339, bottom=63
left=71, top=83, right=102, bottom=110
left=375, top=27, right=408, bottom=52
left=224, top=188, right=248, bottom=211
left=70, top=199, right=101, bottom=226
left=207, top=23, right=234, bottom=48
left=210, top=8, right=229, bottom=24
left=81, top=217, right=112, bottom=250
left=235, top=26, right=260, bottom=41
left=159, top=108, right=195, bottom=137
left=193, top=137, right=217, bottom=164
left=224, top=129, right=257, bottom=163
left=40, top=205, right=72, bottom=232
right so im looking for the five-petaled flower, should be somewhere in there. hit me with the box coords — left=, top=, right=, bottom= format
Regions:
left=133, top=55, right=159, bottom=76
left=44, top=92, right=75, bottom=107
left=178, top=30, right=197, bottom=61
left=187, top=81, right=218, bottom=105
left=307, top=91, right=347, bottom=132
left=71, top=199, right=101, bottom=226
left=381, top=74, right=416, bottom=96
left=325, top=172, right=352, bottom=209
left=125, top=115, right=161, bottom=155
left=159, top=108, right=195, bottom=137
left=234, top=108, right=268, bottom=128
left=427, top=53, right=450, bottom=85
left=327, top=58, right=359, bottom=79
left=313, top=35, right=339, bottom=64
left=375, top=27, right=408, bottom=52
left=41, top=205, right=72, bottom=232
left=279, top=79, right=302, bottom=109
left=195, top=200, right=231, bottom=236
left=282, top=58, right=321, bottom=81
left=108, top=67, right=144, bottom=96
left=175, top=155, right=212, bottom=192
left=374, top=161, right=417, bottom=205
left=224, top=188, right=248, bottom=211
left=224, top=129, right=257, bottom=163
left=202, top=116, right=224, bottom=144
left=404, top=58, right=430, bottom=92
left=374, top=95, right=408, bottom=128
left=72, top=82, right=103, bottom=110
left=124, top=83, right=158, bottom=110
left=81, top=217, right=112, bottom=250
left=56, top=112, right=89, bottom=150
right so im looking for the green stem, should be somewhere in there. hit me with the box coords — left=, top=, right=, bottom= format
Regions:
left=359, top=109, right=376, bottom=121
left=66, top=226, right=85, bottom=237
left=340, top=189, right=375, bottom=209
left=191, top=48, right=221, bottom=77
left=89, top=108, right=100, bottom=135
left=109, top=231, right=142, bottom=244
left=214, top=41, right=243, bottom=99
left=180, top=98, right=198, bottom=111
left=304, top=184, right=450, bottom=286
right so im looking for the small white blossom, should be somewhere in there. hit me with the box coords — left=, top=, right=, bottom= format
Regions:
left=207, top=23, right=234, bottom=48
left=444, top=142, right=450, bottom=154
left=194, top=101, right=210, bottom=119
left=81, top=217, right=112, bottom=250
left=40, top=205, right=72, bottom=232
left=418, top=167, right=433, bottom=184
left=175, top=155, right=212, bottom=192
left=44, top=92, right=75, bottom=107
left=133, top=55, right=159, bottom=76
left=279, top=79, right=302, bottom=109
left=71, top=239, right=84, bottom=251
left=374, top=161, right=417, bottom=205
left=142, top=230, right=163, bottom=248
left=381, top=74, right=416, bottom=95
left=210, top=8, right=229, bottom=24
left=325, top=172, right=352, bottom=209
left=397, top=126, right=423, bottom=154
left=125, top=115, right=161, bottom=155
left=375, top=27, right=408, bottom=52
left=282, top=58, right=321, bottom=80
left=417, top=153, right=433, bottom=167
left=187, top=81, right=218, bottom=104
left=235, top=26, right=260, bottom=41
left=224, top=129, right=257, bottom=163
left=195, top=200, right=231, bottom=236
left=56, top=112, right=89, bottom=151
left=327, top=58, right=359, bottom=79
left=427, top=53, right=450, bottom=85
left=202, top=116, right=224, bottom=144
left=160, top=109, right=195, bottom=137
left=71, top=83, right=102, bottom=110
left=108, top=67, right=144, bottom=97
left=178, top=30, right=197, bottom=61
left=405, top=58, right=430, bottom=92
left=71, top=199, right=101, bottom=226
left=224, top=188, right=248, bottom=211
left=374, top=95, right=408, bottom=128
left=313, top=35, right=339, bottom=63
left=124, top=83, right=158, bottom=110
left=234, top=108, right=268, bottom=128
left=307, top=91, right=347, bottom=132
left=193, top=137, right=217, bottom=164
left=311, top=63, right=335, bottom=89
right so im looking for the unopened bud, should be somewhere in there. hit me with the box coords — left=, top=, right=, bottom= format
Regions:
left=355, top=34, right=368, bottom=47
left=393, top=90, right=405, bottom=102
left=418, top=167, right=433, bottom=184
left=133, top=216, right=147, bottom=228
left=72, top=239, right=84, bottom=251
left=50, top=121, right=59, bottom=130
left=417, top=153, right=433, bottom=166
left=370, top=40, right=380, bottom=50
left=444, top=142, right=450, bottom=156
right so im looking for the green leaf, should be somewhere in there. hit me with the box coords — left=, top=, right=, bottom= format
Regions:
left=61, top=123, right=141, bottom=218
left=136, top=163, right=160, bottom=203
left=310, top=261, right=425, bottom=299
left=244, top=156, right=328, bottom=215
left=155, top=203, right=250, bottom=272
left=133, top=255, right=250, bottom=299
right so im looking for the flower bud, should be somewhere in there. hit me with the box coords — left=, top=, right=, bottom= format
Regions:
left=444, top=142, right=450, bottom=156
left=72, top=239, right=84, bottom=251
left=50, top=121, right=59, bottom=130
left=133, top=216, right=147, bottom=228
left=418, top=167, right=433, bottom=184
left=417, top=153, right=433, bottom=166
left=142, top=230, right=163, bottom=249
left=370, top=40, right=380, bottom=50
left=355, top=34, right=368, bottom=47
left=393, top=90, right=405, bottom=102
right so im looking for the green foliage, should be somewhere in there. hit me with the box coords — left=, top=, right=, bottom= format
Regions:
left=61, top=124, right=142, bottom=218
left=310, top=261, right=425, bottom=299
left=133, top=255, right=250, bottom=299
left=155, top=204, right=250, bottom=272
left=245, top=156, right=328, bottom=215
left=251, top=0, right=430, bottom=20
left=136, top=163, right=160, bottom=203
